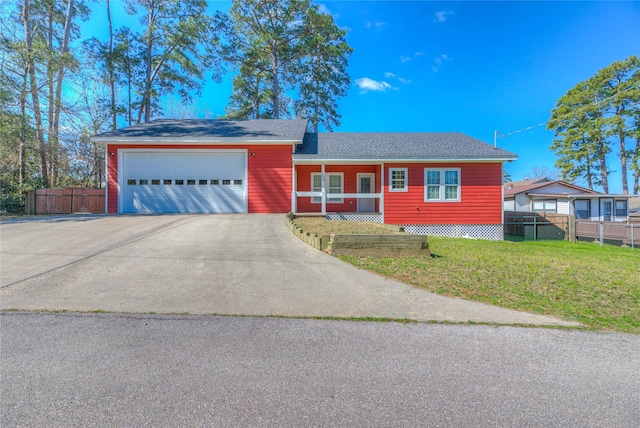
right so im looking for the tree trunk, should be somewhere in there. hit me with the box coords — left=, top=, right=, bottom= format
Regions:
left=618, top=126, right=629, bottom=194
left=51, top=0, right=75, bottom=187
left=47, top=2, right=56, bottom=185
left=142, top=11, right=154, bottom=123
left=106, top=0, right=116, bottom=129
left=19, top=69, right=28, bottom=186
left=22, top=0, right=49, bottom=187
left=584, top=144, right=593, bottom=190
left=597, top=136, right=609, bottom=194
left=271, top=47, right=280, bottom=119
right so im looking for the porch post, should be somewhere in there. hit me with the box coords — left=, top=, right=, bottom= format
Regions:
left=321, top=163, right=326, bottom=215
left=380, top=163, right=385, bottom=223
left=291, top=164, right=297, bottom=214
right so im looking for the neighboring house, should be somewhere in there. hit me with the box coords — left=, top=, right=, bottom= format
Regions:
left=93, top=119, right=517, bottom=239
left=504, top=179, right=633, bottom=222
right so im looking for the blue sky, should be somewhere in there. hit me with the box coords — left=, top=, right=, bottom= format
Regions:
left=88, top=1, right=640, bottom=193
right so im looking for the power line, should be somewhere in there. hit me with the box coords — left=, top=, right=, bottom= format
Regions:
left=493, top=80, right=638, bottom=147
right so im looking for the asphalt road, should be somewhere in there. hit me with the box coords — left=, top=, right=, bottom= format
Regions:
left=2, top=312, right=638, bottom=427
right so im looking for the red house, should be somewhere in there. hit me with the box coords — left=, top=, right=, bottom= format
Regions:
left=93, top=119, right=517, bottom=240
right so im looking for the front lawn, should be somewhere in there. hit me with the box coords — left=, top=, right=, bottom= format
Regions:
left=294, top=218, right=640, bottom=333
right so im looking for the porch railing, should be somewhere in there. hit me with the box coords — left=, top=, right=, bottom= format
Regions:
left=293, top=191, right=382, bottom=214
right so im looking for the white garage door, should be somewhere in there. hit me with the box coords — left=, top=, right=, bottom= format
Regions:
left=121, top=151, right=247, bottom=214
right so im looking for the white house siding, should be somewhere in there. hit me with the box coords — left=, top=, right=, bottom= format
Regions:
left=557, top=200, right=570, bottom=215
left=504, top=199, right=515, bottom=211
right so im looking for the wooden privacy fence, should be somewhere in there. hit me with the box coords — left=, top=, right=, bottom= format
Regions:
left=575, top=221, right=638, bottom=249
left=25, top=188, right=105, bottom=215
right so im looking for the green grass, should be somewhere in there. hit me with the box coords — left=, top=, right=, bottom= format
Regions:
left=295, top=218, right=640, bottom=333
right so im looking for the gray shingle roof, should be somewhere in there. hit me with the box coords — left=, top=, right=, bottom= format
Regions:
left=92, top=119, right=308, bottom=142
left=294, top=132, right=517, bottom=161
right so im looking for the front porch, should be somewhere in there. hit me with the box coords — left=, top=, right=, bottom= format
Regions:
left=292, top=163, right=384, bottom=221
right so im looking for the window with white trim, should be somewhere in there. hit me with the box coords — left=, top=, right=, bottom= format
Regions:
left=311, top=173, right=343, bottom=203
left=424, top=168, right=460, bottom=202
left=532, top=199, right=557, bottom=214
left=615, top=200, right=627, bottom=217
left=574, top=199, right=590, bottom=220
left=389, top=168, right=408, bottom=192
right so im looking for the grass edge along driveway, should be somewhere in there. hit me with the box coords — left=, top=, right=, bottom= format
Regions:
left=293, top=217, right=640, bottom=334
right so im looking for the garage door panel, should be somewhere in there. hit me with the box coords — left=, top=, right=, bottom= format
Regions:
left=122, top=152, right=246, bottom=214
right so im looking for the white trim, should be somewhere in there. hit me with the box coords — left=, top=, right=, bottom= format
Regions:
left=357, top=173, right=376, bottom=212
left=424, top=167, right=461, bottom=202
left=105, top=145, right=109, bottom=213
left=381, top=163, right=385, bottom=223
left=311, top=172, right=344, bottom=204
left=291, top=164, right=297, bottom=214
left=293, top=157, right=517, bottom=164
left=93, top=137, right=302, bottom=145
left=117, top=148, right=248, bottom=214
left=389, top=168, right=408, bottom=192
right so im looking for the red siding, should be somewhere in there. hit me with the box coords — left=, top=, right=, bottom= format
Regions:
left=105, top=144, right=293, bottom=214
left=383, top=163, right=503, bottom=225
left=295, top=165, right=379, bottom=213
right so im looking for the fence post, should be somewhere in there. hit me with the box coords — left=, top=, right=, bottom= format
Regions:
left=632, top=224, right=635, bottom=251
left=599, top=223, right=604, bottom=247
left=533, top=216, right=537, bottom=241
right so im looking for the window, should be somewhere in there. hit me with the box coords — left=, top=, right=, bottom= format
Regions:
left=424, top=168, right=460, bottom=202
left=151, top=179, right=160, bottom=185
left=311, top=173, right=343, bottom=203
left=575, top=200, right=590, bottom=220
left=615, top=200, right=627, bottom=217
left=175, top=179, right=184, bottom=185
left=139, top=179, right=148, bottom=185
left=532, top=200, right=557, bottom=214
left=389, top=168, right=408, bottom=192
left=222, top=179, right=231, bottom=185
left=199, top=179, right=207, bottom=185
left=127, top=179, right=136, bottom=185
left=234, top=179, right=243, bottom=185
left=187, top=180, right=195, bottom=185
left=211, top=179, right=219, bottom=185
left=163, top=179, right=172, bottom=185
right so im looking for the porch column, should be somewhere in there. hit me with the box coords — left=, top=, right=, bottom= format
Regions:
left=380, top=162, right=385, bottom=223
left=291, top=165, right=297, bottom=214
left=321, top=163, right=326, bottom=215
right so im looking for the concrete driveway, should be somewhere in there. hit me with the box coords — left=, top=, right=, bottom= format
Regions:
left=1, top=214, right=576, bottom=326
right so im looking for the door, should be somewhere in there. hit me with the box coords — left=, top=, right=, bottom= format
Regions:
left=121, top=151, right=247, bottom=214
left=601, top=199, right=612, bottom=222
left=357, top=173, right=375, bottom=212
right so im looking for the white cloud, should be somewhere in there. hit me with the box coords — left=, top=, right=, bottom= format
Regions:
left=384, top=72, right=411, bottom=84
left=434, top=10, right=454, bottom=23
left=355, top=77, right=397, bottom=94
left=365, top=21, right=386, bottom=29
left=432, top=53, right=452, bottom=72
left=400, top=52, right=424, bottom=63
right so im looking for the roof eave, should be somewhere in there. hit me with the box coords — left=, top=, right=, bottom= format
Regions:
left=292, top=156, right=518, bottom=164
left=93, top=137, right=303, bottom=144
